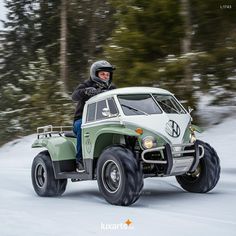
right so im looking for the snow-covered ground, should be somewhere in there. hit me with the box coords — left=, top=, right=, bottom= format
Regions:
left=0, top=119, right=236, bottom=236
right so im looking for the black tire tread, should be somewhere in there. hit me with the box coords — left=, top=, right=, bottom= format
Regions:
left=176, top=140, right=220, bottom=193
left=97, top=145, right=143, bottom=206
left=31, top=150, right=67, bottom=197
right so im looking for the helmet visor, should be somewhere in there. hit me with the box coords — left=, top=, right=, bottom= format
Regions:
left=96, top=66, right=115, bottom=73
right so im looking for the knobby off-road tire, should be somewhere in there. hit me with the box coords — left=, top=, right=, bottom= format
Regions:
left=97, top=145, right=143, bottom=206
left=176, top=140, right=220, bottom=193
left=31, top=150, right=67, bottom=197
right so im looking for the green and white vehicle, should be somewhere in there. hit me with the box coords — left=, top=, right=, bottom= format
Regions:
left=31, top=87, right=220, bottom=206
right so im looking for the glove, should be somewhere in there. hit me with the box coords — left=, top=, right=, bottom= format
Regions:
left=84, top=87, right=100, bottom=96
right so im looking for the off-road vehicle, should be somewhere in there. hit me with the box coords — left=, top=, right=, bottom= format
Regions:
left=31, top=87, right=220, bottom=206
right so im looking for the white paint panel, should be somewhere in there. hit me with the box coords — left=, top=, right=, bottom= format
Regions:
left=123, top=113, right=191, bottom=145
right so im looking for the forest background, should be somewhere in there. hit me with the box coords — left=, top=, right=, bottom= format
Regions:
left=0, top=0, right=236, bottom=146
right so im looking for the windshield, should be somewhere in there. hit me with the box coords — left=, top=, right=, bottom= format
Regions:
left=153, top=94, right=186, bottom=114
left=118, top=94, right=162, bottom=116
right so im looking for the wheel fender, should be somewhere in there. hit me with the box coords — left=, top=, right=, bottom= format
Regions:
left=92, top=127, right=140, bottom=158
left=95, top=126, right=139, bottom=138
left=32, top=137, right=76, bottom=162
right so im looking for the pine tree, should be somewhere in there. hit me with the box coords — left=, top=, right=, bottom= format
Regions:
left=66, top=0, right=115, bottom=90
left=0, top=0, right=40, bottom=112
left=60, top=0, right=68, bottom=92
left=105, top=0, right=185, bottom=92
left=0, top=0, right=72, bottom=145
left=21, top=49, right=73, bottom=130
left=0, top=0, right=39, bottom=144
left=190, top=1, right=236, bottom=106
left=0, top=0, right=39, bottom=86
left=105, top=0, right=236, bottom=113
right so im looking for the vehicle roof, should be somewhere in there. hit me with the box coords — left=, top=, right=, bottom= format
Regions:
left=87, top=87, right=172, bottom=103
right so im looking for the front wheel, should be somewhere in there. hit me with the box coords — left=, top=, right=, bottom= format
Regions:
left=97, top=145, right=143, bottom=206
left=31, top=150, right=67, bottom=197
left=176, top=140, right=220, bottom=193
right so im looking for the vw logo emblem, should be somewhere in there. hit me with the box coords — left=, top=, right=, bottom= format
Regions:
left=165, top=120, right=181, bottom=138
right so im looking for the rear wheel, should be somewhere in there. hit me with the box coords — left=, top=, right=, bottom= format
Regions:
left=97, top=145, right=143, bottom=206
left=176, top=140, right=220, bottom=193
left=31, top=150, right=67, bottom=197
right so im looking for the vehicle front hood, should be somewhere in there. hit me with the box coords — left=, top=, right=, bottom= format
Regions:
left=122, top=113, right=191, bottom=145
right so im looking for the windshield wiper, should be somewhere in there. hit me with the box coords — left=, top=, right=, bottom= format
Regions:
left=157, top=100, right=181, bottom=114
left=120, top=104, right=149, bottom=116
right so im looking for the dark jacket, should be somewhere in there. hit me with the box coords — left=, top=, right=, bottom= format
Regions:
left=72, top=78, right=116, bottom=121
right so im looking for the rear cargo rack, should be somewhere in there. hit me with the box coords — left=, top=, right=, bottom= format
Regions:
left=37, top=125, right=73, bottom=139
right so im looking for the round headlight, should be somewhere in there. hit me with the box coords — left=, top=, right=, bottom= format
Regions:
left=142, top=136, right=157, bottom=149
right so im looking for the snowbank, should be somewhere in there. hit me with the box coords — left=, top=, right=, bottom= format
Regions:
left=0, top=119, right=235, bottom=236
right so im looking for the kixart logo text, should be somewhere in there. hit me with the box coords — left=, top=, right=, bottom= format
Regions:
left=101, top=219, right=134, bottom=231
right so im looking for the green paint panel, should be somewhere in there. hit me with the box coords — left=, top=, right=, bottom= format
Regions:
left=32, top=137, right=76, bottom=161
left=82, top=123, right=140, bottom=159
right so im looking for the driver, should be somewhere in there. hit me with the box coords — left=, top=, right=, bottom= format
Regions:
left=72, top=60, right=116, bottom=172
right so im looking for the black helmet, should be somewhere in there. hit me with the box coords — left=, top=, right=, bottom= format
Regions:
left=90, top=60, right=115, bottom=88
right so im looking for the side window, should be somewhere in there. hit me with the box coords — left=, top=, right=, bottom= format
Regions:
left=107, top=98, right=118, bottom=115
left=96, top=100, right=107, bottom=120
left=86, top=103, right=96, bottom=122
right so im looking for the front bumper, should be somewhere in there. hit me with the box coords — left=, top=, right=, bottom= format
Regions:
left=141, top=140, right=204, bottom=176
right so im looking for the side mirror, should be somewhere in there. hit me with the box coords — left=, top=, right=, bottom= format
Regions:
left=102, top=107, right=111, bottom=117
left=102, top=107, right=118, bottom=118
left=188, top=106, right=194, bottom=114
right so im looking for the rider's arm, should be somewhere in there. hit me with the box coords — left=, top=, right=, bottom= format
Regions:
left=71, top=83, right=88, bottom=102
left=72, top=83, right=101, bottom=101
